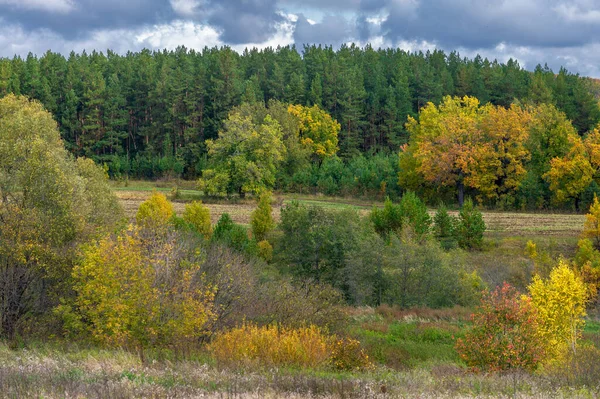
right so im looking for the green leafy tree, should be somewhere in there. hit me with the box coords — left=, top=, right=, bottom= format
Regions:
left=399, top=191, right=431, bottom=239
left=369, top=197, right=403, bottom=240
left=250, top=191, right=274, bottom=242
left=278, top=202, right=360, bottom=287
left=0, top=94, right=122, bottom=339
left=199, top=111, right=285, bottom=197
left=211, top=213, right=257, bottom=255
left=434, top=203, right=458, bottom=249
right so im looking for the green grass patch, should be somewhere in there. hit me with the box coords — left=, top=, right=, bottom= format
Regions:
left=350, top=319, right=466, bottom=369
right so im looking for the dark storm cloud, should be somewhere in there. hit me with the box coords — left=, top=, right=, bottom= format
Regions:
left=0, top=0, right=283, bottom=44
left=0, top=0, right=175, bottom=39
left=204, top=0, right=283, bottom=44
left=293, top=14, right=353, bottom=47
left=377, top=0, right=600, bottom=49
left=1, top=0, right=600, bottom=77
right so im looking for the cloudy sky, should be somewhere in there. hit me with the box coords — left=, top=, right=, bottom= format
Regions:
left=1, top=0, right=600, bottom=77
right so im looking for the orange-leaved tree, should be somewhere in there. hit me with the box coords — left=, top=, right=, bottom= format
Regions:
left=455, top=283, right=544, bottom=372
left=404, top=96, right=532, bottom=206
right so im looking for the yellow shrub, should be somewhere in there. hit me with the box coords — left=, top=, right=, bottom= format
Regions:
left=257, top=240, right=273, bottom=262
left=330, top=337, right=372, bottom=371
left=183, top=201, right=213, bottom=239
left=209, top=324, right=331, bottom=368
left=136, top=192, right=175, bottom=229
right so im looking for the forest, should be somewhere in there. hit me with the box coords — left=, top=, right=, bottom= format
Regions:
left=0, top=45, right=598, bottom=183
left=1, top=44, right=600, bottom=397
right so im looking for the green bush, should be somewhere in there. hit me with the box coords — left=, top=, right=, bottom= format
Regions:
left=455, top=198, right=486, bottom=250
left=250, top=191, right=274, bottom=241
left=433, top=203, right=458, bottom=250
left=212, top=213, right=257, bottom=255
left=183, top=201, right=213, bottom=240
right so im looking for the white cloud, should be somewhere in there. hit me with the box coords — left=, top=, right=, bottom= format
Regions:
left=554, top=4, right=600, bottom=23
left=0, top=0, right=74, bottom=13
left=170, top=0, right=202, bottom=18
left=135, top=20, right=221, bottom=50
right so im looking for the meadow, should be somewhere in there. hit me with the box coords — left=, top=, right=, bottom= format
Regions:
left=0, top=180, right=594, bottom=398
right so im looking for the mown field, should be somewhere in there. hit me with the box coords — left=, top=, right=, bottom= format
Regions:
left=114, top=181, right=585, bottom=238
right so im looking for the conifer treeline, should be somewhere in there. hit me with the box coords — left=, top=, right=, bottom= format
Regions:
left=0, top=45, right=598, bottom=178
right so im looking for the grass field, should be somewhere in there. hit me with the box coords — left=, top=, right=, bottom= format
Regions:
left=114, top=181, right=585, bottom=238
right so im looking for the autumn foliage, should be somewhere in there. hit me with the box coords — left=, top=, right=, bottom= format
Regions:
left=288, top=104, right=340, bottom=160
left=209, top=323, right=371, bottom=371
left=63, top=226, right=215, bottom=355
left=528, top=261, right=588, bottom=359
left=455, top=283, right=544, bottom=372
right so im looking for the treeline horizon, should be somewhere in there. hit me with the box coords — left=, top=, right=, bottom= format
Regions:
left=0, top=44, right=598, bottom=180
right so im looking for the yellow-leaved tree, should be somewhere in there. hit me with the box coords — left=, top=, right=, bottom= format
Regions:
left=183, top=201, right=213, bottom=240
left=136, top=192, right=175, bottom=230
left=65, top=226, right=215, bottom=361
left=583, top=194, right=600, bottom=249
left=288, top=104, right=340, bottom=162
left=543, top=135, right=594, bottom=210
left=528, top=261, right=588, bottom=360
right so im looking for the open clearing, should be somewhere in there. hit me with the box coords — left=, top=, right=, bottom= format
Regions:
left=115, top=187, right=585, bottom=238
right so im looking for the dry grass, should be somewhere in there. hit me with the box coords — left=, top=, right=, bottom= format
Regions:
left=115, top=189, right=585, bottom=238
left=115, top=190, right=282, bottom=225
left=0, top=343, right=598, bottom=398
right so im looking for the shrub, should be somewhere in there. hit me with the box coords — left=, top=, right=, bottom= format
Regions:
left=455, top=198, right=486, bottom=250
left=63, top=226, right=215, bottom=359
left=183, top=201, right=212, bottom=239
left=136, top=192, right=175, bottom=230
left=433, top=203, right=458, bottom=249
left=212, top=213, right=257, bottom=255
left=543, top=343, right=600, bottom=387
left=455, top=283, right=545, bottom=373
left=330, top=337, right=372, bottom=371
left=399, top=191, right=431, bottom=239
left=209, top=324, right=331, bottom=369
left=251, top=279, right=347, bottom=332
left=257, top=240, right=273, bottom=262
left=250, top=191, right=274, bottom=241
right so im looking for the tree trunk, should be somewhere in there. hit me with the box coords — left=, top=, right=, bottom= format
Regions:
left=457, top=175, right=465, bottom=207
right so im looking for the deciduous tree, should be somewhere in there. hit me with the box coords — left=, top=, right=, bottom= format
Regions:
left=528, top=261, right=588, bottom=360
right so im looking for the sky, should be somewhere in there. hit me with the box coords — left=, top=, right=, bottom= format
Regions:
left=1, top=0, right=600, bottom=77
